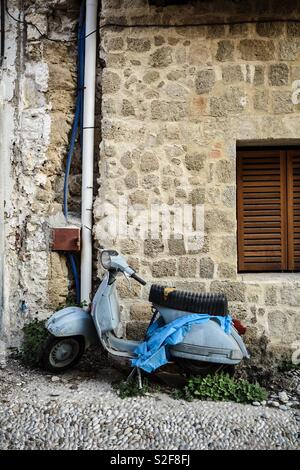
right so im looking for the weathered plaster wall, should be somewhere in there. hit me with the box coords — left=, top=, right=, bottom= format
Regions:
left=97, top=0, right=300, bottom=359
left=0, top=0, right=81, bottom=346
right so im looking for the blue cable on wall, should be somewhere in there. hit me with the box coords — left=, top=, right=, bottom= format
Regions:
left=63, top=1, right=86, bottom=305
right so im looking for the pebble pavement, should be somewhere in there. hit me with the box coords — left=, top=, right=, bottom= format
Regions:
left=0, top=360, right=299, bottom=450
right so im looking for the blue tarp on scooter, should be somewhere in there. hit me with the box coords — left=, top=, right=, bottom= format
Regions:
left=131, top=314, right=232, bottom=373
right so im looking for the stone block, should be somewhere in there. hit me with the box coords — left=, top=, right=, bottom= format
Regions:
left=120, top=152, right=133, bottom=169
left=140, top=152, right=159, bottom=172
left=229, top=24, right=248, bottom=36
left=222, top=186, right=236, bottom=208
left=178, top=256, right=197, bottom=278
left=246, top=284, right=262, bottom=303
left=287, top=22, right=300, bottom=37
left=268, top=63, right=289, bottom=86
left=253, top=65, right=265, bottom=85
left=121, top=99, right=135, bottom=116
left=154, top=35, right=165, bottom=46
left=280, top=283, right=300, bottom=306
left=188, top=188, right=205, bottom=205
left=168, top=238, right=186, bottom=255
left=129, top=190, right=149, bottom=206
left=222, top=65, right=243, bottom=84
left=256, top=22, right=284, bottom=37
left=210, top=87, right=247, bottom=117
left=120, top=239, right=140, bottom=254
left=210, top=281, right=246, bottom=302
left=217, top=263, right=236, bottom=279
left=278, top=40, right=300, bottom=61
left=152, top=259, right=177, bottom=277
left=267, top=310, right=292, bottom=342
left=149, top=46, right=173, bottom=67
left=207, top=25, right=225, bottom=38
left=199, top=257, right=214, bottom=279
left=130, top=303, right=152, bottom=321
left=151, top=100, right=187, bottom=121
left=144, top=239, right=164, bottom=257
left=125, top=171, right=138, bottom=189
left=206, top=209, right=235, bottom=233
left=239, top=40, right=275, bottom=60
left=102, top=70, right=121, bottom=94
left=174, top=281, right=206, bottom=293
left=126, top=321, right=148, bottom=340
left=216, top=40, right=234, bottom=62
left=272, top=91, right=293, bottom=114
left=254, top=91, right=269, bottom=111
left=184, top=153, right=205, bottom=171
left=105, top=53, right=126, bottom=68
left=127, top=37, right=151, bottom=52
left=264, top=285, right=278, bottom=306
left=195, top=69, right=215, bottom=94
left=215, top=160, right=235, bottom=184
left=142, top=174, right=159, bottom=189
left=143, top=70, right=160, bottom=83
left=127, top=257, right=140, bottom=272
left=105, top=37, right=124, bottom=51
left=117, top=278, right=141, bottom=299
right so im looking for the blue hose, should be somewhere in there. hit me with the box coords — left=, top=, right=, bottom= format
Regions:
left=63, top=2, right=86, bottom=305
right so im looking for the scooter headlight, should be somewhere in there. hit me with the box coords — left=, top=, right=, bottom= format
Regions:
left=100, top=250, right=118, bottom=269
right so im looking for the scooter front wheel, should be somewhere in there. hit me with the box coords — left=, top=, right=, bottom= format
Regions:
left=41, top=335, right=85, bottom=372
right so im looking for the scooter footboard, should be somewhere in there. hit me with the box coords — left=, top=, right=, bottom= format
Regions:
left=46, top=307, right=98, bottom=349
left=169, top=319, right=249, bottom=365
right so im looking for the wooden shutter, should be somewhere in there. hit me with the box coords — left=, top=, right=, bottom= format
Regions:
left=287, top=149, right=300, bottom=271
left=237, top=149, right=287, bottom=272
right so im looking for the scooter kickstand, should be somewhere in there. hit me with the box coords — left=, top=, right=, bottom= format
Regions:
left=126, top=366, right=137, bottom=383
left=137, top=367, right=143, bottom=389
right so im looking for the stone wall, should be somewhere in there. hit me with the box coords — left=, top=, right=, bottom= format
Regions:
left=97, top=0, right=300, bottom=359
left=0, top=0, right=81, bottom=346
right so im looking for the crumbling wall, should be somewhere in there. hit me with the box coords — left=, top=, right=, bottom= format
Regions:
left=97, top=0, right=300, bottom=360
left=0, top=0, right=81, bottom=346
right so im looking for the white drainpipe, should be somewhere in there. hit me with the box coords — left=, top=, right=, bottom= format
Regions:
left=81, top=0, right=98, bottom=307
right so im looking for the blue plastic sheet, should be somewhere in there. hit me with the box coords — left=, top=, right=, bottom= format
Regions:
left=131, top=314, right=232, bottom=373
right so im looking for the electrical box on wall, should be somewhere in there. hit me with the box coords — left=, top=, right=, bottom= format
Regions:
left=51, top=227, right=81, bottom=252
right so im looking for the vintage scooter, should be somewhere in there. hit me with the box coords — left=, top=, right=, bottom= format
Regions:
left=41, top=250, right=249, bottom=377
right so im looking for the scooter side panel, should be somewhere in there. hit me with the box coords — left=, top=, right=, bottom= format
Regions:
left=169, top=320, right=245, bottom=365
left=46, top=307, right=98, bottom=349
left=92, top=283, right=120, bottom=333
left=91, top=272, right=120, bottom=334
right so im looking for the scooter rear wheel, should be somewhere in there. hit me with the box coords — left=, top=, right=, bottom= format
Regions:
left=41, top=335, right=85, bottom=372
left=177, top=359, right=235, bottom=377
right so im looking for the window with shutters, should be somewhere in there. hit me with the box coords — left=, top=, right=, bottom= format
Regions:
left=237, top=148, right=300, bottom=273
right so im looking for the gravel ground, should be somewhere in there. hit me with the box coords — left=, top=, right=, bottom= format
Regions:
left=0, top=359, right=299, bottom=450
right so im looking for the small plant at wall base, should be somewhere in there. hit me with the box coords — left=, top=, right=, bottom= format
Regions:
left=113, top=377, right=161, bottom=399
left=173, top=373, right=268, bottom=403
left=20, top=319, right=49, bottom=367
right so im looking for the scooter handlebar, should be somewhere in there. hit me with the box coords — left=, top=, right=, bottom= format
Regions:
left=131, top=273, right=146, bottom=286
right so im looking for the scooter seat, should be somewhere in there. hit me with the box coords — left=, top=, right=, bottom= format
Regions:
left=149, top=285, right=228, bottom=316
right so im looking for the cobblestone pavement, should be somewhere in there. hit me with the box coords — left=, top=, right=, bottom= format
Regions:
left=0, top=359, right=299, bottom=450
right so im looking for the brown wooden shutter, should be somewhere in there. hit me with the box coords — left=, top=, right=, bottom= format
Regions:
left=287, top=149, right=300, bottom=271
left=237, top=149, right=287, bottom=272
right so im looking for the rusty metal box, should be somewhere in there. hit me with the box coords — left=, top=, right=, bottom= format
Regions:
left=51, top=227, right=81, bottom=252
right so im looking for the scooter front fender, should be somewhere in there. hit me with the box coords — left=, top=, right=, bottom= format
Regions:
left=46, top=307, right=98, bottom=349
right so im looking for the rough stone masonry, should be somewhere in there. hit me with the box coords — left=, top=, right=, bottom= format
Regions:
left=1, top=0, right=300, bottom=364
left=95, top=0, right=300, bottom=361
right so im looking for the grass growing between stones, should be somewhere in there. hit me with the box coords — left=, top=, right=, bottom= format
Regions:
left=114, top=371, right=268, bottom=404
left=19, top=319, right=48, bottom=368
left=113, top=377, right=161, bottom=399
left=278, top=359, right=300, bottom=372
left=172, top=373, right=268, bottom=403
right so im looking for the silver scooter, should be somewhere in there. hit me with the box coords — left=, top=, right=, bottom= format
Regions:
left=41, top=250, right=249, bottom=377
